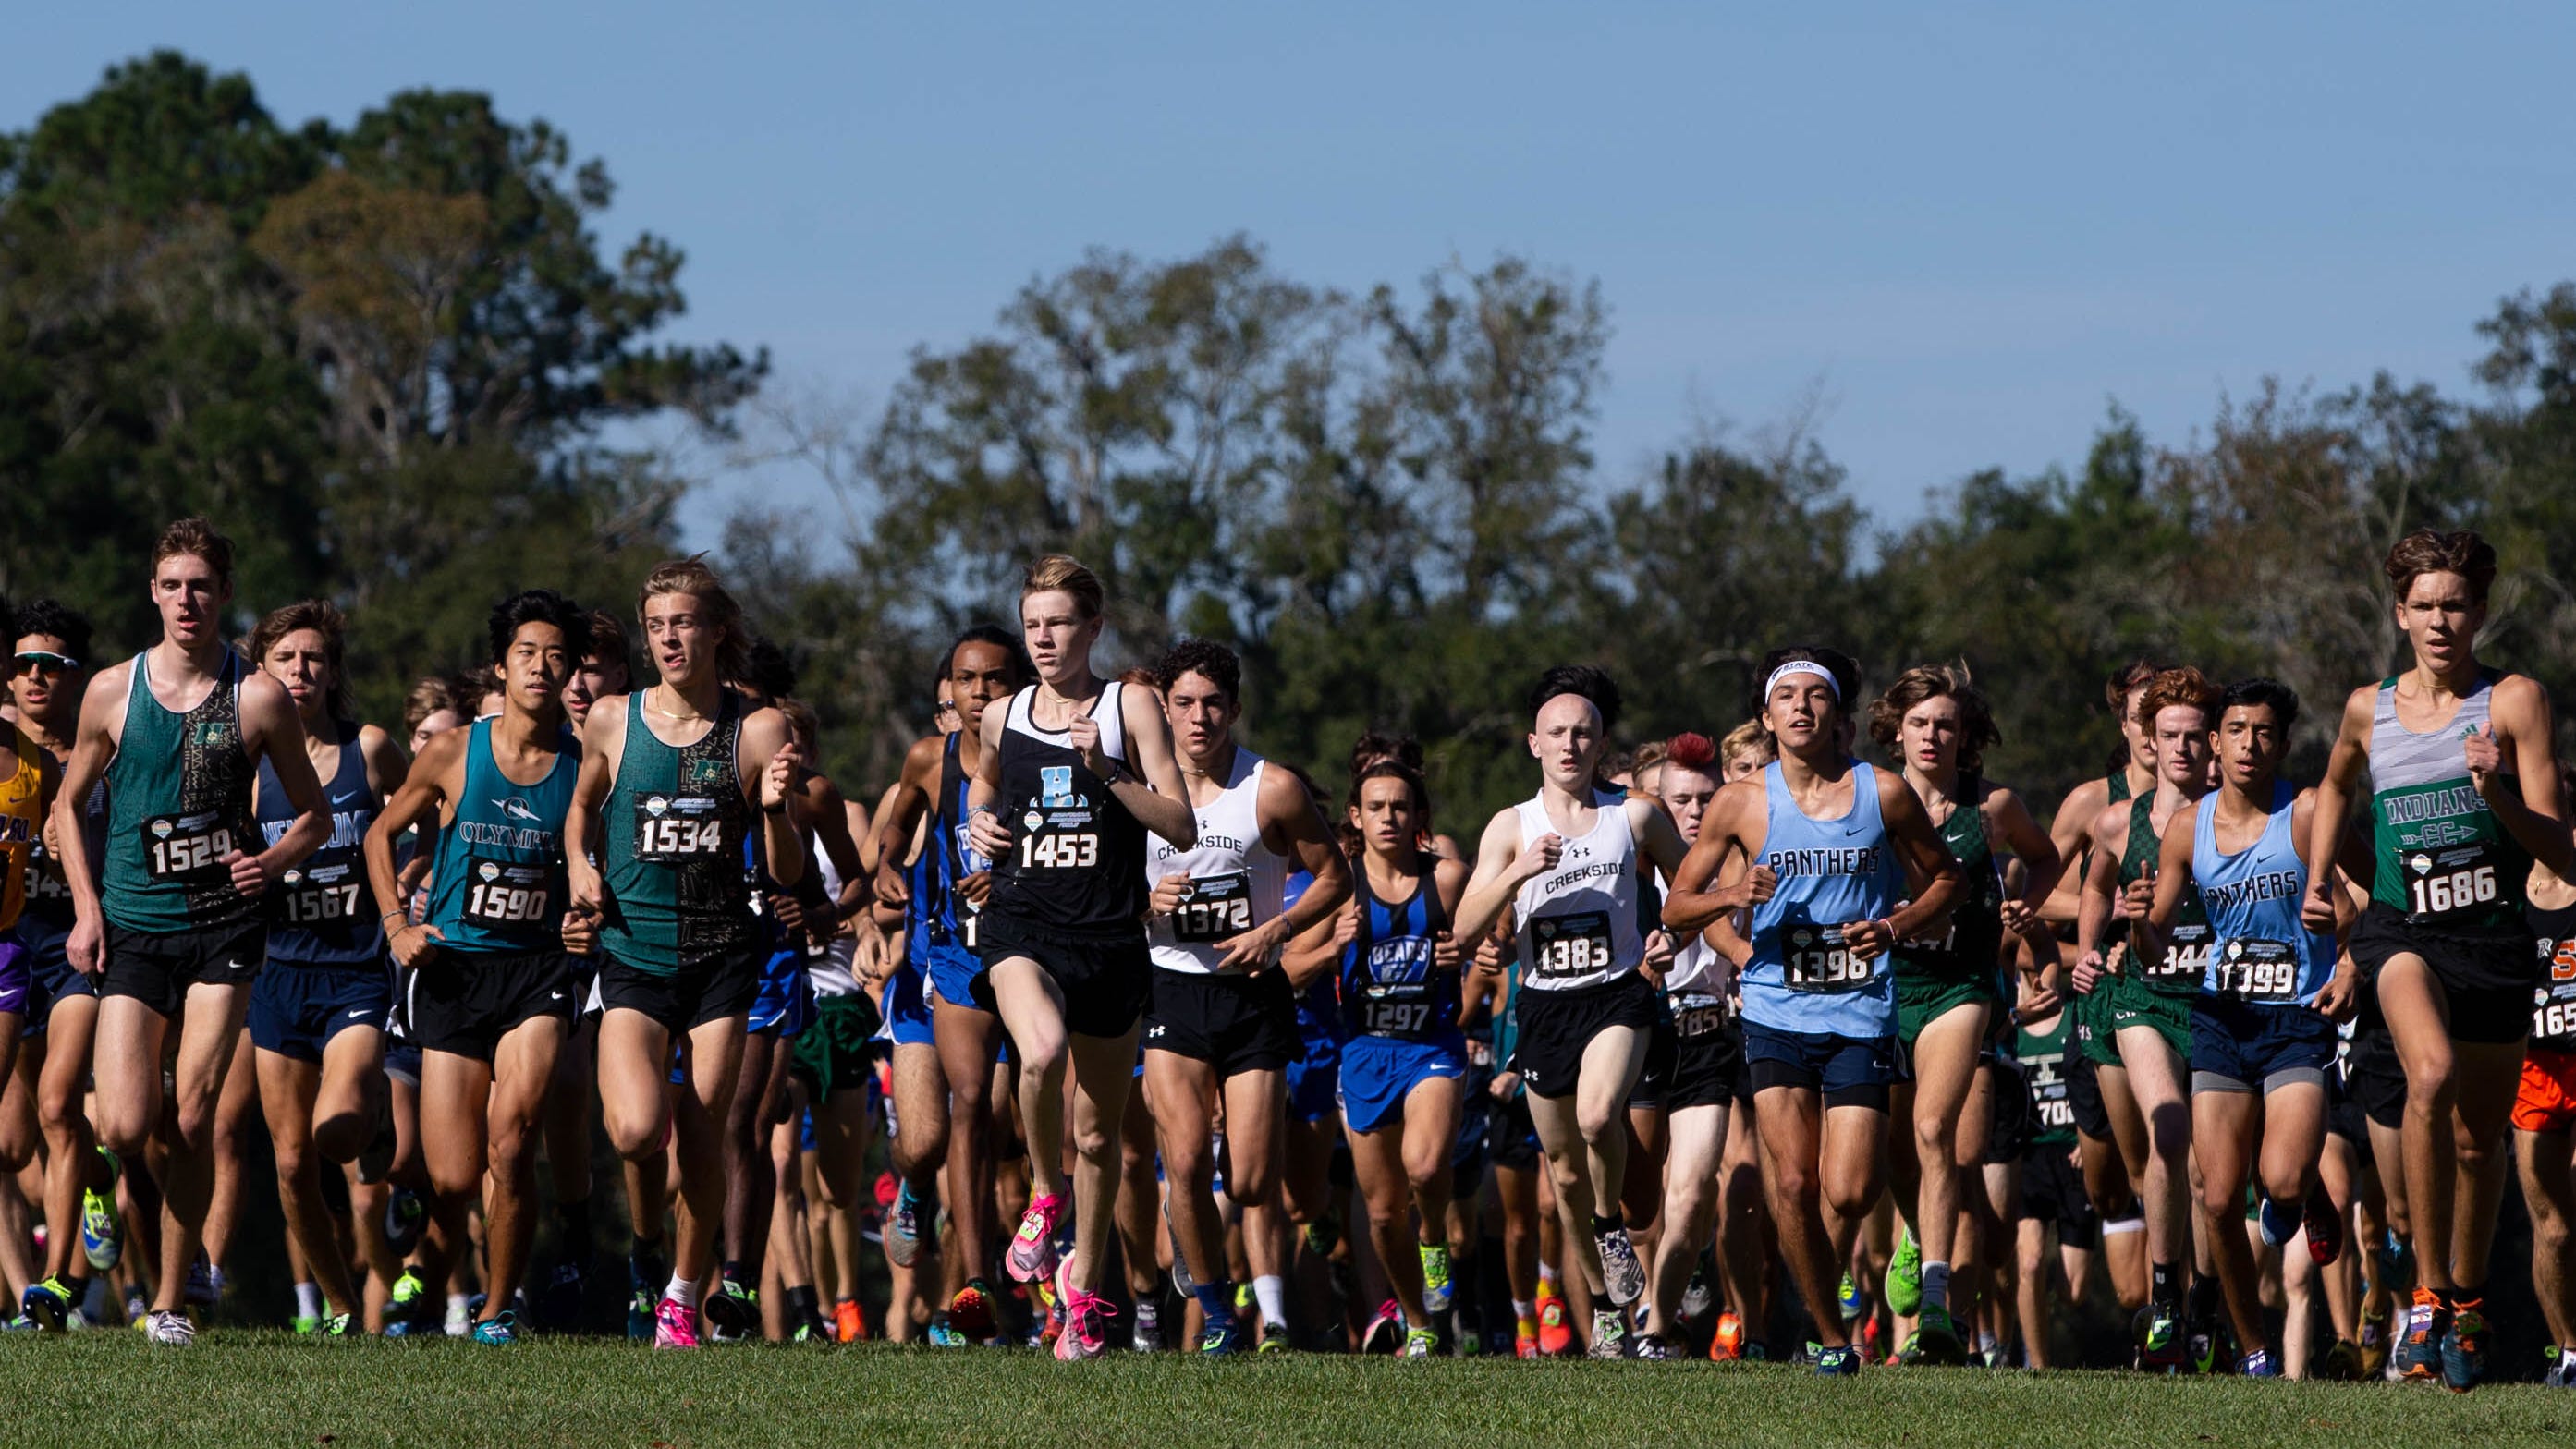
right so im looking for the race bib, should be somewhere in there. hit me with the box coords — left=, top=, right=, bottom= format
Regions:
left=1360, top=995, right=1433, bottom=1038
left=2404, top=842, right=2499, bottom=922
left=279, top=858, right=364, bottom=926
left=143, top=811, right=233, bottom=882
left=1783, top=924, right=1874, bottom=993
left=1016, top=826, right=1099, bottom=870
left=1173, top=870, right=1254, bottom=943
left=1670, top=990, right=1732, bottom=1039
left=635, top=795, right=726, bottom=861
left=1530, top=910, right=1615, bottom=980
left=462, top=858, right=554, bottom=928
left=2146, top=920, right=2213, bottom=983
left=2212, top=938, right=2299, bottom=1002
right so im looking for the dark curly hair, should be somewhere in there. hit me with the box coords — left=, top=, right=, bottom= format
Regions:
left=1868, top=663, right=2000, bottom=773
left=1156, top=638, right=1242, bottom=701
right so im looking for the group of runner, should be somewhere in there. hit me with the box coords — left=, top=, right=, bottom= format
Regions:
left=0, top=519, right=2570, bottom=1389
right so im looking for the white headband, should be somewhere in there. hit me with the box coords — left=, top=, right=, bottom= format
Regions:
left=1764, top=660, right=1840, bottom=703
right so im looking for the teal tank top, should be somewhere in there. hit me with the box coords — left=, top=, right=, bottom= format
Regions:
left=425, top=718, right=581, bottom=955
left=104, top=650, right=259, bottom=933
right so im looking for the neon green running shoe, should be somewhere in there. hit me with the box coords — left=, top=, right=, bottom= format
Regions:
left=292, top=1314, right=320, bottom=1335
left=1886, top=1227, right=1922, bottom=1317
left=1420, top=1244, right=1454, bottom=1313
left=80, top=1148, right=124, bottom=1272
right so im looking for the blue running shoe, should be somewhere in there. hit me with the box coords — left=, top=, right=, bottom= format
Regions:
left=21, top=1278, right=73, bottom=1334
left=2239, top=1347, right=2281, bottom=1378
left=2393, top=1290, right=2445, bottom=1382
left=472, top=1311, right=519, bottom=1346
left=1813, top=1344, right=1862, bottom=1376
left=1836, top=1272, right=1867, bottom=1321
left=2442, top=1300, right=2489, bottom=1394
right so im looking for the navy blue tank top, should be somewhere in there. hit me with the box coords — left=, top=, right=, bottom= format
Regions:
left=1340, top=859, right=1460, bottom=1045
left=257, top=724, right=385, bottom=968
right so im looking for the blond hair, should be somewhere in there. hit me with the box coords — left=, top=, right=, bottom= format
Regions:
left=1021, top=554, right=1105, bottom=620
left=637, top=555, right=751, bottom=684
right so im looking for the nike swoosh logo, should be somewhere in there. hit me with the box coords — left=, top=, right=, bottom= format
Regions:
left=549, top=992, right=567, bottom=1001
left=347, top=1009, right=371, bottom=1019
left=333, top=790, right=363, bottom=806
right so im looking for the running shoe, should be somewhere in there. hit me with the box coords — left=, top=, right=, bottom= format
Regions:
left=887, top=1180, right=923, bottom=1269
left=1053, top=1274, right=1114, bottom=1361
left=1886, top=1227, right=1922, bottom=1316
left=1, top=1314, right=32, bottom=1332
left=2545, top=1346, right=2576, bottom=1388
left=1420, top=1243, right=1454, bottom=1313
left=1007, top=1193, right=1065, bottom=1285
left=626, top=1248, right=667, bottom=1342
left=2138, top=1304, right=2184, bottom=1373
left=792, top=1312, right=833, bottom=1344
left=1536, top=1285, right=1573, bottom=1357
left=1595, top=1224, right=1644, bottom=1307
left=2393, top=1288, right=2445, bottom=1382
left=2442, top=1299, right=2488, bottom=1393
left=1680, top=1260, right=1715, bottom=1323
left=2357, top=1303, right=2392, bottom=1379
left=652, top=1296, right=699, bottom=1348
left=1836, top=1272, right=1866, bottom=1322
left=927, top=1321, right=969, bottom=1347
left=2319, top=1338, right=2364, bottom=1381
left=1257, top=1323, right=1290, bottom=1355
left=1361, top=1298, right=1404, bottom=1355
left=384, top=1188, right=426, bottom=1257
left=1587, top=1308, right=1627, bottom=1359
left=947, top=1280, right=995, bottom=1340
left=2239, top=1347, right=2280, bottom=1378
left=1516, top=1320, right=1541, bottom=1358
left=293, top=1313, right=320, bottom=1334
left=539, top=1260, right=586, bottom=1333
left=1197, top=1315, right=1247, bottom=1357
left=1631, top=1332, right=1676, bottom=1360
left=1132, top=1298, right=1166, bottom=1353
left=22, top=1278, right=73, bottom=1333
left=472, top=1312, right=520, bottom=1346
left=146, top=1309, right=195, bottom=1346
left=2301, top=1184, right=2343, bottom=1265
left=1709, top=1309, right=1746, bottom=1362
left=1403, top=1326, right=1440, bottom=1358
left=79, top=1148, right=123, bottom=1272
left=384, top=1269, right=437, bottom=1338
left=703, top=1276, right=758, bottom=1340
left=1301, top=1211, right=1341, bottom=1258
left=1812, top=1343, right=1862, bottom=1376
left=2187, top=1317, right=2232, bottom=1376
left=836, top=1297, right=869, bottom=1343
left=185, top=1258, right=222, bottom=1309
left=1899, top=1305, right=1969, bottom=1367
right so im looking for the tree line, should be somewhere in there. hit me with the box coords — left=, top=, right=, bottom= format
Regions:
left=11, top=53, right=2576, bottom=830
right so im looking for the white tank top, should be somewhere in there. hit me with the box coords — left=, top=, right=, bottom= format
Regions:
left=806, top=829, right=860, bottom=998
left=1511, top=790, right=1645, bottom=993
left=1658, top=865, right=1728, bottom=997
left=1147, top=748, right=1287, bottom=975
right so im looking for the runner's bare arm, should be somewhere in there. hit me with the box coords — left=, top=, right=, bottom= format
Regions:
left=237, top=669, right=328, bottom=894
left=2302, top=684, right=2375, bottom=931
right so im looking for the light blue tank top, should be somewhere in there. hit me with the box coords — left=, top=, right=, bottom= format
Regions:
left=1742, top=761, right=1906, bottom=1039
left=2192, top=781, right=2331, bottom=1006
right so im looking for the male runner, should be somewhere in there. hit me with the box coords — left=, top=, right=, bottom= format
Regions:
left=1868, top=664, right=2061, bottom=1362
left=244, top=601, right=408, bottom=1337
left=567, top=559, right=805, bottom=1348
left=962, top=555, right=1195, bottom=1360
left=50, top=518, right=331, bottom=1345
left=2518, top=814, right=2576, bottom=1386
left=2075, top=664, right=2220, bottom=1370
left=1141, top=639, right=1349, bottom=1355
left=2139, top=677, right=2355, bottom=1377
left=364, top=591, right=593, bottom=1343
left=1666, top=647, right=1962, bottom=1375
left=1454, top=664, right=1690, bottom=1358
left=10, top=601, right=130, bottom=1327
left=2303, top=529, right=2569, bottom=1391
left=872, top=625, right=1026, bottom=1340
left=2002, top=971, right=2094, bottom=1369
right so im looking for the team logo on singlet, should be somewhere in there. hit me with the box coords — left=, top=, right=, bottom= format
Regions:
left=497, top=797, right=542, bottom=822
left=686, top=758, right=728, bottom=787
left=1041, top=765, right=1075, bottom=809
left=191, top=721, right=236, bottom=748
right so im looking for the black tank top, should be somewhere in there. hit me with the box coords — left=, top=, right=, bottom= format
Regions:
left=985, top=682, right=1146, bottom=936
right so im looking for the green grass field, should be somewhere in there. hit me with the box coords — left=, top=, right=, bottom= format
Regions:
left=2, top=1333, right=2570, bottom=1448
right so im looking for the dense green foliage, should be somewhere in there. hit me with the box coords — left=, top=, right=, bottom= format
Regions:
left=12, top=53, right=2576, bottom=825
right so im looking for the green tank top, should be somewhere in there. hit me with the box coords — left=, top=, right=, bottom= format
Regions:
left=2365, top=671, right=2527, bottom=929
left=2106, top=768, right=2133, bottom=806
left=104, top=650, right=260, bottom=933
left=2112, top=792, right=2208, bottom=999
left=2015, top=1008, right=2078, bottom=1147
left=1894, top=774, right=2003, bottom=984
left=599, top=692, right=756, bottom=971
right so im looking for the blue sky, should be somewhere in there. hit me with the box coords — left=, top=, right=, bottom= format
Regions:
left=9, top=5, right=2571, bottom=547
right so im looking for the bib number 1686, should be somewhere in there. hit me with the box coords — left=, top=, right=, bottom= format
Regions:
left=2411, top=864, right=2497, bottom=918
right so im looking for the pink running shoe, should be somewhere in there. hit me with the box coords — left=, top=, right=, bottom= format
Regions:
left=653, top=1296, right=700, bottom=1348
left=1052, top=1267, right=1115, bottom=1360
left=1007, top=1193, right=1065, bottom=1284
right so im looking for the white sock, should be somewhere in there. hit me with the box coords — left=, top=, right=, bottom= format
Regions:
left=1513, top=1297, right=1537, bottom=1325
left=1540, top=1263, right=1561, bottom=1287
left=665, top=1273, right=701, bottom=1309
left=1922, top=1261, right=1952, bottom=1313
left=1253, top=1275, right=1288, bottom=1328
left=294, top=1282, right=323, bottom=1321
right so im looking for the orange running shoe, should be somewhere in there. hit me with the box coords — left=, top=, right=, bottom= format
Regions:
left=1537, top=1283, right=1573, bottom=1357
left=835, top=1297, right=868, bottom=1343
left=1710, top=1309, right=1745, bottom=1361
left=1517, top=1319, right=1541, bottom=1358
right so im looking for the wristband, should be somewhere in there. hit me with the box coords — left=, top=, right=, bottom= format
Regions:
left=380, top=910, right=408, bottom=926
